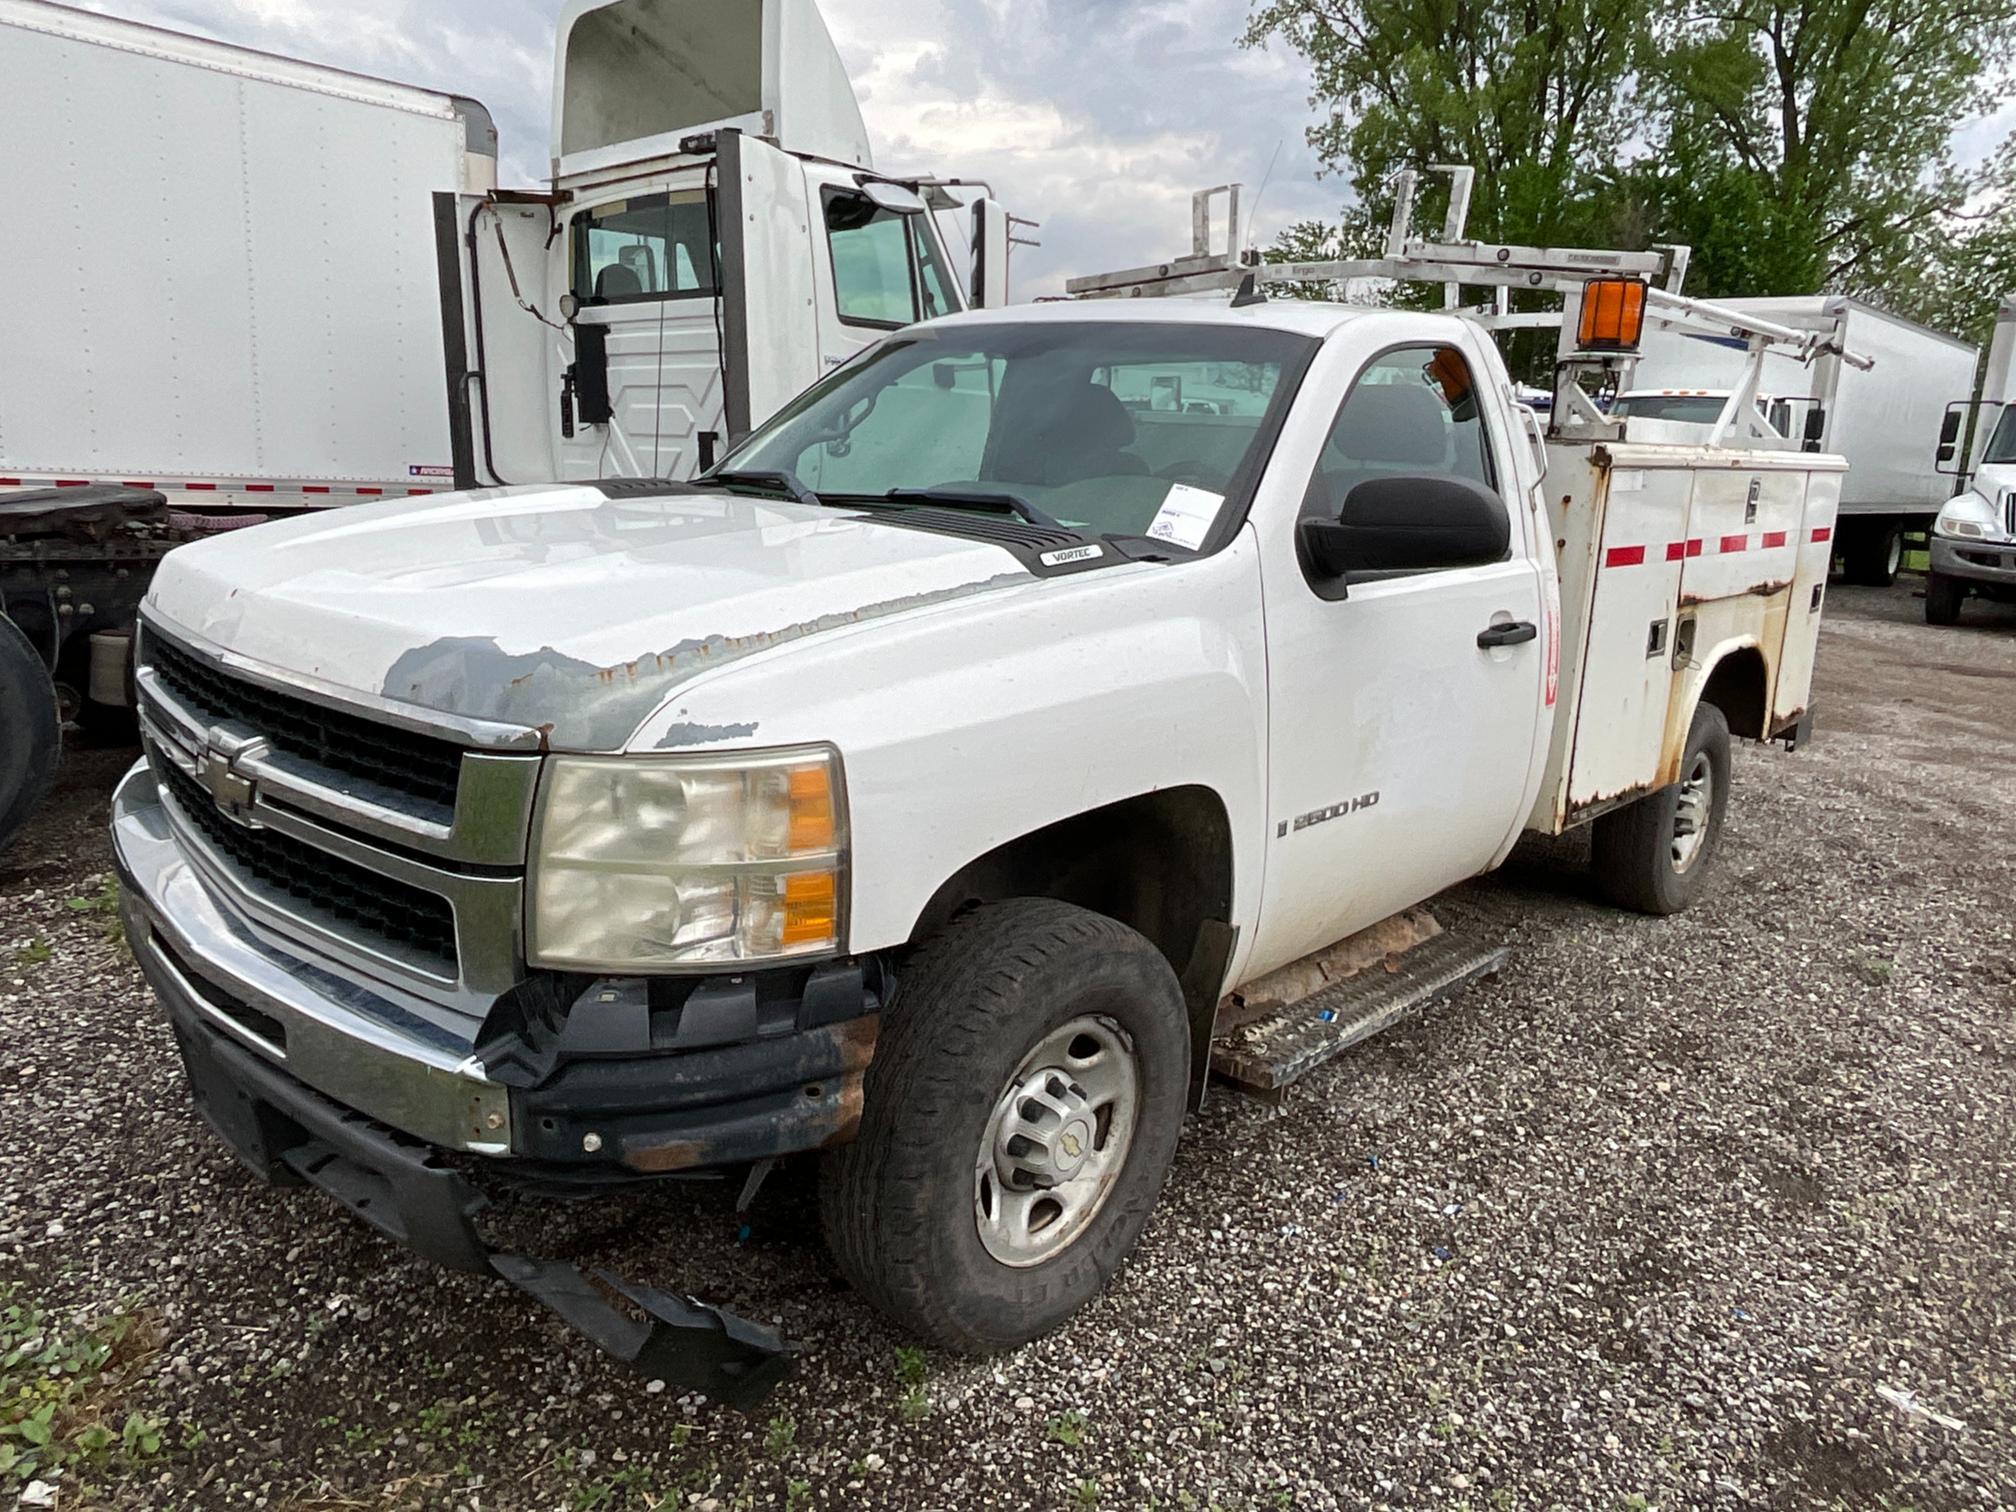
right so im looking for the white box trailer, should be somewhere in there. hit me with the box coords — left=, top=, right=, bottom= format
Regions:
left=0, top=0, right=498, bottom=505
left=1624, top=296, right=1977, bottom=584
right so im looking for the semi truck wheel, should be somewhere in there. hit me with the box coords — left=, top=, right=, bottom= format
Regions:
left=1841, top=521, right=1904, bottom=587
left=0, top=615, right=61, bottom=856
left=1590, top=702, right=1731, bottom=916
left=1925, top=571, right=1966, bottom=626
left=821, top=898, right=1188, bottom=1353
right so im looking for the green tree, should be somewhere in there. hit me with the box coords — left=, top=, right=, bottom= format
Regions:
left=1244, top=0, right=1657, bottom=249
left=1642, top=0, right=2016, bottom=308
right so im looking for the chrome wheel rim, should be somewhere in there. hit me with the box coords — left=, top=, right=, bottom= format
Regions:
left=1671, top=751, right=1715, bottom=874
left=974, top=1015, right=1141, bottom=1268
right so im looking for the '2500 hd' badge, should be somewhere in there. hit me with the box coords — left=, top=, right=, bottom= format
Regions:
left=1278, top=792, right=1380, bottom=838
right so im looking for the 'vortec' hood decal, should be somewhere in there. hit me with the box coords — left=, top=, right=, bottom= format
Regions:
left=144, top=485, right=1031, bottom=749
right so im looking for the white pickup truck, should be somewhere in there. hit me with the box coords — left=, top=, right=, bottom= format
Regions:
left=112, top=288, right=1841, bottom=1404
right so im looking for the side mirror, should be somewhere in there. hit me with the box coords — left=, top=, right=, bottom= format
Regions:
left=970, top=198, right=1012, bottom=308
left=1299, top=475, right=1510, bottom=581
left=1937, top=442, right=1958, bottom=465
left=1940, top=410, right=1964, bottom=446
left=858, top=179, right=927, bottom=216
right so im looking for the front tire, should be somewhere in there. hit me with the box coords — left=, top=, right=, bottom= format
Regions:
left=821, top=899, right=1189, bottom=1354
left=1590, top=702, right=1732, bottom=916
left=1925, top=570, right=1966, bottom=626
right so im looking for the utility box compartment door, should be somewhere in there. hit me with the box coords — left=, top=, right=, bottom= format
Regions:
left=1561, top=458, right=1690, bottom=816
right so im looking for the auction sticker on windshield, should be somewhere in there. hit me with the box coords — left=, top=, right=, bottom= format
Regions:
left=1145, top=484, right=1226, bottom=552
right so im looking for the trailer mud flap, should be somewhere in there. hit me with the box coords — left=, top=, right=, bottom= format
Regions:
left=168, top=1006, right=798, bottom=1408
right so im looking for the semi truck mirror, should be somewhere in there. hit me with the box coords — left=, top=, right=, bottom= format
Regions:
left=1803, top=408, right=1826, bottom=452
left=572, top=323, right=613, bottom=427
left=1940, top=410, right=1963, bottom=445
left=858, top=179, right=927, bottom=216
left=1937, top=442, right=1957, bottom=465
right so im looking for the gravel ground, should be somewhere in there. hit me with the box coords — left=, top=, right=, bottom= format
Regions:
left=2, top=582, right=2012, bottom=1512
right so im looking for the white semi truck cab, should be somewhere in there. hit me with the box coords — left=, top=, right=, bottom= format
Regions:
left=1927, top=295, right=2016, bottom=624
left=112, top=241, right=1844, bottom=1401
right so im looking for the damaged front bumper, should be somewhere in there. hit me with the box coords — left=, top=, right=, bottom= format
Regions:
left=111, top=760, right=882, bottom=1408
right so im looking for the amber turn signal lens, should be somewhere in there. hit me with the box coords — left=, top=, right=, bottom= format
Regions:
left=1577, top=277, right=1648, bottom=352
left=787, top=765, right=835, bottom=853
left=781, top=870, right=839, bottom=948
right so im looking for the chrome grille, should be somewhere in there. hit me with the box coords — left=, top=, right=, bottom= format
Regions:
left=157, top=758, right=459, bottom=970
left=146, top=631, right=464, bottom=817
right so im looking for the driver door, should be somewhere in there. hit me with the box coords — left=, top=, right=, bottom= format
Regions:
left=1247, top=337, right=1547, bottom=981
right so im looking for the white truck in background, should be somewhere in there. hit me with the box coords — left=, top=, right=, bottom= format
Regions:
left=0, top=0, right=1025, bottom=851
left=1619, top=297, right=1977, bottom=587
left=1925, top=294, right=2016, bottom=624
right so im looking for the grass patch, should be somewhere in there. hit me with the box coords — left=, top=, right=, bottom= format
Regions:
left=66, top=877, right=127, bottom=954
left=0, top=1284, right=168, bottom=1490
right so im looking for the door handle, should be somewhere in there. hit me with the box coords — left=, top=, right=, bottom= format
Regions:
left=1477, top=621, right=1538, bottom=649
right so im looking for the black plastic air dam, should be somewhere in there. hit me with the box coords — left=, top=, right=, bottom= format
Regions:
left=160, top=994, right=797, bottom=1410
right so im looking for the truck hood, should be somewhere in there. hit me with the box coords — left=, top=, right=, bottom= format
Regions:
left=145, top=484, right=1032, bottom=749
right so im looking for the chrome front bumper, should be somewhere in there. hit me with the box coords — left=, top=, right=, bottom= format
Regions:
left=112, top=760, right=513, bottom=1154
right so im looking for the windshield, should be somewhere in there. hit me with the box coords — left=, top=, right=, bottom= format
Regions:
left=1610, top=394, right=1727, bottom=424
left=719, top=321, right=1318, bottom=546
left=1983, top=405, right=2016, bottom=464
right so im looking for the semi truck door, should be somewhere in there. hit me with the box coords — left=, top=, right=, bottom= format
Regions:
left=551, top=185, right=729, bottom=482
left=1249, top=337, right=1547, bottom=980
left=789, top=158, right=966, bottom=425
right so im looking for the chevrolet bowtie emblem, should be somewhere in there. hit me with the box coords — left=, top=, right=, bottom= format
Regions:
left=195, top=726, right=271, bottom=827
left=1060, top=1131, right=1083, bottom=1159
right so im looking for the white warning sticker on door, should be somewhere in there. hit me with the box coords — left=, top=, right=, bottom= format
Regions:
left=1144, top=484, right=1226, bottom=552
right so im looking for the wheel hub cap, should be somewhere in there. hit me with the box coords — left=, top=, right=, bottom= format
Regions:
left=1671, top=751, right=1714, bottom=873
left=974, top=1015, right=1141, bottom=1268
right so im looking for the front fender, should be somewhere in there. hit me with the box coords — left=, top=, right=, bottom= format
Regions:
left=629, top=536, right=1272, bottom=961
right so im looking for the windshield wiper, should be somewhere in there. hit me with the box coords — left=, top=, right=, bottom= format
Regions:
left=693, top=469, right=822, bottom=507
left=882, top=488, right=1067, bottom=532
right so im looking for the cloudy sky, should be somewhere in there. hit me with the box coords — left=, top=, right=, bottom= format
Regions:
left=74, top=0, right=1336, bottom=299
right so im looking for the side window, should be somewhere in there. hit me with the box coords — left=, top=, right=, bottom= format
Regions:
left=1304, top=344, right=1496, bottom=524
left=825, top=191, right=918, bottom=327
left=571, top=191, right=716, bottom=306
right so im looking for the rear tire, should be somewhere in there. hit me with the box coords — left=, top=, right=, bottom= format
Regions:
left=1925, top=571, right=1966, bottom=626
left=1841, top=520, right=1903, bottom=587
left=820, top=899, right=1189, bottom=1354
left=0, top=615, right=61, bottom=856
left=1591, top=702, right=1732, bottom=916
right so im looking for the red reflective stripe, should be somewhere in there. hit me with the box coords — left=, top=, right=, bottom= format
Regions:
left=1605, top=545, right=1647, bottom=568
left=407, top=488, right=433, bottom=496
left=1762, top=530, right=1788, bottom=548
left=184, top=482, right=217, bottom=491
left=1811, top=526, right=1833, bottom=543
left=57, top=479, right=90, bottom=487
left=245, top=483, right=276, bottom=493
left=0, top=478, right=19, bottom=486
left=1720, top=534, right=1749, bottom=554
left=1666, top=542, right=1687, bottom=562
left=122, top=481, right=154, bottom=489
left=303, top=485, right=332, bottom=494
left=356, top=487, right=384, bottom=496
left=1687, top=539, right=1704, bottom=558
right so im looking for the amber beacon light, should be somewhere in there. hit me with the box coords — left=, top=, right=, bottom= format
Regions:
left=1577, top=277, right=1648, bottom=351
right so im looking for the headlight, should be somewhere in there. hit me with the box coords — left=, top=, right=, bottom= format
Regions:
left=529, top=748, right=846, bottom=970
left=1935, top=494, right=1999, bottom=540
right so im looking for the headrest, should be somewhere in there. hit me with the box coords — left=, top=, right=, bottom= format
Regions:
left=1332, top=384, right=1449, bottom=468
left=597, top=264, right=643, bottom=300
